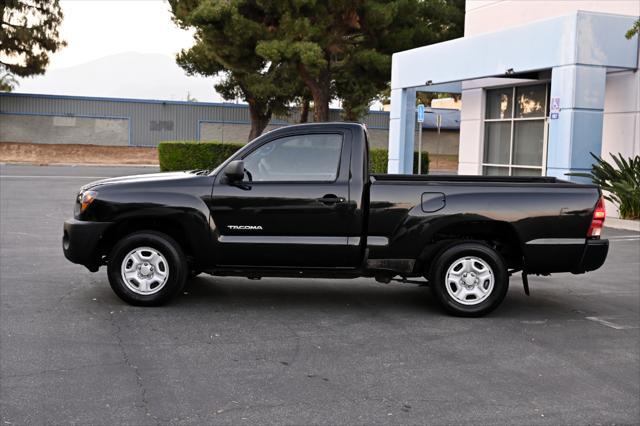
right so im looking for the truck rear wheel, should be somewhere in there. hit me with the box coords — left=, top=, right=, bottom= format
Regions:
left=107, top=231, right=188, bottom=306
left=429, top=242, right=509, bottom=317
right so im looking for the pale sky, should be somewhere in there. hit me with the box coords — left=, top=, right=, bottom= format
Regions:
left=50, top=0, right=194, bottom=70
left=14, top=0, right=349, bottom=107
left=14, top=0, right=226, bottom=102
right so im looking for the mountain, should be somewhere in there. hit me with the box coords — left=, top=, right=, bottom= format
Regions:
left=15, top=52, right=223, bottom=102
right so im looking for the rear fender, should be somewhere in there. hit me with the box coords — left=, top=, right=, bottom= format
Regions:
left=413, top=218, right=524, bottom=274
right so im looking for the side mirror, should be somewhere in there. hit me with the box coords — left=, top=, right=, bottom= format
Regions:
left=223, top=160, right=245, bottom=182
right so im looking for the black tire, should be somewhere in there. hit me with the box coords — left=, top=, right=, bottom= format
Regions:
left=107, top=231, right=188, bottom=306
left=429, top=242, right=509, bottom=317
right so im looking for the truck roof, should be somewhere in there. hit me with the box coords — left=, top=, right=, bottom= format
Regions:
left=263, top=122, right=366, bottom=137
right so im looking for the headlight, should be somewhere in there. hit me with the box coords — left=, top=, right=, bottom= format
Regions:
left=77, top=190, right=98, bottom=214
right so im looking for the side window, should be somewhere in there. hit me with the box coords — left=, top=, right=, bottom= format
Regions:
left=243, top=133, right=343, bottom=182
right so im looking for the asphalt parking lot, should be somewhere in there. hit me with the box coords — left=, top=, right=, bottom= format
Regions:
left=1, top=163, right=639, bottom=425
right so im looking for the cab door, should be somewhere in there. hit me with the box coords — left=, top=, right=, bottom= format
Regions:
left=209, top=129, right=357, bottom=268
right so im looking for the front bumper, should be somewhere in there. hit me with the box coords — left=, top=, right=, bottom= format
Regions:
left=62, top=219, right=112, bottom=272
left=575, top=238, right=609, bottom=273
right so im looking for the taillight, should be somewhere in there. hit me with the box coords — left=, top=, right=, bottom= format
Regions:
left=587, top=197, right=606, bottom=238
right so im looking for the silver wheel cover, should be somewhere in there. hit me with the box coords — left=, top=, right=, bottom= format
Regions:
left=445, top=256, right=494, bottom=306
left=120, top=246, right=169, bottom=295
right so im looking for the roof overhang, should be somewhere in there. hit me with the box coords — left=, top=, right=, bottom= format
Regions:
left=391, top=10, right=639, bottom=91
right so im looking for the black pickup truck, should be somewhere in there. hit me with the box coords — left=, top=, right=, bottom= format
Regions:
left=63, top=123, right=609, bottom=316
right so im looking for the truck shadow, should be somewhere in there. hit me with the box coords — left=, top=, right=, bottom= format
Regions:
left=171, top=275, right=577, bottom=318
left=175, top=275, right=439, bottom=315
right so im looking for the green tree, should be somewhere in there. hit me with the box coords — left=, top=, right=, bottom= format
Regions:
left=626, top=18, right=639, bottom=39
left=336, top=0, right=464, bottom=120
left=0, top=0, right=66, bottom=89
left=296, top=90, right=313, bottom=123
left=416, top=91, right=461, bottom=106
left=170, top=0, right=301, bottom=140
left=256, top=0, right=464, bottom=121
left=0, top=68, right=18, bottom=91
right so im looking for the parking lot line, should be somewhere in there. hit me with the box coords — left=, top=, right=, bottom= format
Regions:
left=608, top=236, right=640, bottom=242
left=585, top=316, right=639, bottom=330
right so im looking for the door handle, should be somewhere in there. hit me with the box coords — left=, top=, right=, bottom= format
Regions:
left=317, top=195, right=346, bottom=204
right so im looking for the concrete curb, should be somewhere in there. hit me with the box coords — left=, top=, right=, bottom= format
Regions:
left=606, top=217, right=640, bottom=232
left=0, top=161, right=159, bottom=168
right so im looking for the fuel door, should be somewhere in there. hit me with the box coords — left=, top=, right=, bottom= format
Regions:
left=421, top=192, right=446, bottom=213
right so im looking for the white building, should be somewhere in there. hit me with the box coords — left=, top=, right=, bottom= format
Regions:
left=388, top=1, right=639, bottom=215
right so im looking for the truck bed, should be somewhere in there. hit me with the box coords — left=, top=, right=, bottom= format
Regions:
left=367, top=173, right=602, bottom=274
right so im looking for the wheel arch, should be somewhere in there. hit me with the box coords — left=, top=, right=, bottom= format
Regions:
left=98, top=216, right=199, bottom=266
left=416, top=219, right=524, bottom=275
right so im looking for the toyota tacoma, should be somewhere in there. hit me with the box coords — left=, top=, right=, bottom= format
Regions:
left=63, top=123, right=609, bottom=316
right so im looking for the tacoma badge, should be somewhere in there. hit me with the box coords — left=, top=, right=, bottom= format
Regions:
left=227, top=225, right=263, bottom=230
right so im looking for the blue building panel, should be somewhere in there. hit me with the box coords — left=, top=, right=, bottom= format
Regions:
left=388, top=10, right=639, bottom=176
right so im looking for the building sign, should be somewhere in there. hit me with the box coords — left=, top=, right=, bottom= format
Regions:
left=550, top=97, right=560, bottom=119
left=417, top=104, right=425, bottom=122
left=150, top=120, right=174, bottom=131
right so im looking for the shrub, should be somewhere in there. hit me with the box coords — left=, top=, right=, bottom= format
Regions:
left=158, top=141, right=243, bottom=172
left=369, top=148, right=389, bottom=174
left=369, top=149, right=429, bottom=174
left=158, top=141, right=429, bottom=175
left=568, top=153, right=640, bottom=220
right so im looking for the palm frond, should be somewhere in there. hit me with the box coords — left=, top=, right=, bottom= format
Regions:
left=567, top=152, right=640, bottom=220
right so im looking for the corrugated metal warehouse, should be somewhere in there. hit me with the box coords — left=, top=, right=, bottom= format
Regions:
left=0, top=92, right=460, bottom=154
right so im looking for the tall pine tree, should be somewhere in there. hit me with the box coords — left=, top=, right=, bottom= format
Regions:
left=256, top=0, right=464, bottom=121
left=171, top=0, right=301, bottom=140
left=172, top=0, right=464, bottom=127
left=0, top=0, right=66, bottom=90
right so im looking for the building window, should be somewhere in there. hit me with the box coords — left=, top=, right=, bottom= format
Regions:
left=482, top=84, right=548, bottom=176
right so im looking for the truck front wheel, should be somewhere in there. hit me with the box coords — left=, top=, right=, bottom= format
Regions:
left=429, top=242, right=509, bottom=317
left=107, top=231, right=188, bottom=306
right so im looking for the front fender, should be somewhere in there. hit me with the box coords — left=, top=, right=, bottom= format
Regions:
left=80, top=179, right=215, bottom=267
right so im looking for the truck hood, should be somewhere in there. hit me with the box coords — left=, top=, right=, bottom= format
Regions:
left=80, top=170, right=208, bottom=191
